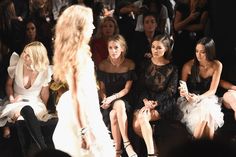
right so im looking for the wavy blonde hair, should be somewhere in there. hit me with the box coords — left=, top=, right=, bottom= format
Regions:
left=53, top=5, right=93, bottom=83
left=22, top=41, right=49, bottom=72
left=53, top=5, right=94, bottom=122
left=95, top=16, right=119, bottom=39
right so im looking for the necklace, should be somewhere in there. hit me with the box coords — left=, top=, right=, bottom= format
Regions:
left=199, top=63, right=210, bottom=70
left=108, top=57, right=125, bottom=67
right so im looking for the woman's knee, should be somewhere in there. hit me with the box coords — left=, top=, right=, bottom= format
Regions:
left=113, top=100, right=126, bottom=111
left=20, top=105, right=34, bottom=116
left=109, top=110, right=117, bottom=124
left=224, top=91, right=236, bottom=103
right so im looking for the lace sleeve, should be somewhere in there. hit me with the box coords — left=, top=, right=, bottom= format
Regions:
left=7, top=52, right=20, bottom=79
left=155, top=65, right=178, bottom=106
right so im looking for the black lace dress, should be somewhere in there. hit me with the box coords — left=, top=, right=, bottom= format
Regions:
left=135, top=59, right=179, bottom=119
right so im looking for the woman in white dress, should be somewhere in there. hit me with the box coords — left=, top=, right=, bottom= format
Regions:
left=52, top=5, right=115, bottom=157
left=177, top=37, right=224, bottom=139
left=0, top=41, right=52, bottom=149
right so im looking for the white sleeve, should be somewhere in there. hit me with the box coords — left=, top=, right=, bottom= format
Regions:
left=7, top=52, right=20, bottom=79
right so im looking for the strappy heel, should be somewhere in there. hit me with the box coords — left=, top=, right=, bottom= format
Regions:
left=123, top=141, right=138, bottom=157
left=147, top=154, right=158, bottom=157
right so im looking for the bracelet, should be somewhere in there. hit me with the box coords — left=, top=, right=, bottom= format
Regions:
left=81, top=127, right=89, bottom=136
left=113, top=93, right=119, bottom=99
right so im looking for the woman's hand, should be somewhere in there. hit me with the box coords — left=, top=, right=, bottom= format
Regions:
left=187, top=93, right=199, bottom=103
left=143, top=98, right=158, bottom=109
left=100, top=94, right=117, bottom=109
left=188, top=11, right=200, bottom=21
left=9, top=95, right=22, bottom=103
left=80, top=128, right=94, bottom=150
left=100, top=100, right=110, bottom=109
left=179, top=86, right=188, bottom=97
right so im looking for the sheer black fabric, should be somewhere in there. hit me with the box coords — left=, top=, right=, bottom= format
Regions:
left=135, top=59, right=178, bottom=119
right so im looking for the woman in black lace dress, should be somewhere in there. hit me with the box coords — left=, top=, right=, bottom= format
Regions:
left=97, top=34, right=137, bottom=157
left=132, top=34, right=178, bottom=157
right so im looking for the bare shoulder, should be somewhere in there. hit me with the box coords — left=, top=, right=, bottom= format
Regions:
left=212, top=60, right=222, bottom=70
left=98, top=59, right=109, bottom=71
left=124, top=58, right=135, bottom=70
left=182, top=59, right=194, bottom=72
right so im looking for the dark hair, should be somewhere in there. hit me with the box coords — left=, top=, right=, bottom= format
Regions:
left=196, top=37, right=216, bottom=61
left=152, top=34, right=174, bottom=60
left=192, top=37, right=216, bottom=82
left=143, top=11, right=157, bottom=24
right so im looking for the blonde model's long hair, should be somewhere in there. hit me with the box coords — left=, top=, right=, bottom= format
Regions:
left=22, top=41, right=49, bottom=72
left=53, top=5, right=93, bottom=83
left=53, top=5, right=94, bottom=126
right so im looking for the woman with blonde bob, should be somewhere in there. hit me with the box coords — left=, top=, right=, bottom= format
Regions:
left=52, top=5, right=115, bottom=157
left=0, top=41, right=52, bottom=150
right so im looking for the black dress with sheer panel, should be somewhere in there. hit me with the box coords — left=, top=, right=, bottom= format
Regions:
left=135, top=59, right=179, bottom=119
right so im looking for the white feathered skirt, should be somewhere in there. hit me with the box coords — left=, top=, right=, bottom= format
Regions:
left=177, top=95, right=224, bottom=135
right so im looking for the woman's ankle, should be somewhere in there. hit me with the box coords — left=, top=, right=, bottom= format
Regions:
left=123, top=141, right=137, bottom=157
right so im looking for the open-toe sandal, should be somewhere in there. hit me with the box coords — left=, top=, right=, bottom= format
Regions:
left=123, top=141, right=138, bottom=157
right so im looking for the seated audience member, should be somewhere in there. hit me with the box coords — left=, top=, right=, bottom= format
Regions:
left=15, top=19, right=39, bottom=54
left=172, top=0, right=209, bottom=71
left=129, top=12, right=159, bottom=77
left=177, top=37, right=224, bottom=140
left=91, top=16, right=119, bottom=67
left=220, top=80, right=236, bottom=120
left=97, top=34, right=137, bottom=157
left=132, top=34, right=178, bottom=157
left=0, top=42, right=52, bottom=151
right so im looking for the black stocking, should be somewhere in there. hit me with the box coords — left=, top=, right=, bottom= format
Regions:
left=20, top=106, right=47, bottom=150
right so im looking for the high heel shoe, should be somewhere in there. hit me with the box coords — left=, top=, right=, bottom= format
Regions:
left=147, top=154, right=158, bottom=157
left=123, top=141, right=138, bottom=157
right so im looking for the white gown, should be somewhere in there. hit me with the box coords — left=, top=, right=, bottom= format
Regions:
left=52, top=54, right=115, bottom=157
left=0, top=52, right=52, bottom=126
